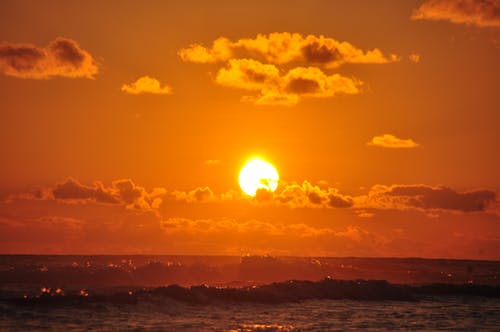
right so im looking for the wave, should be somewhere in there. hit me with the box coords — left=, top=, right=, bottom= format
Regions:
left=4, top=278, right=500, bottom=307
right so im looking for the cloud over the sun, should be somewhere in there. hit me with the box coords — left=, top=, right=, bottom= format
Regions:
left=1, top=178, right=498, bottom=256
left=0, top=37, right=98, bottom=79
left=411, top=0, right=500, bottom=27
left=179, top=32, right=399, bottom=105
left=5, top=178, right=497, bottom=218
left=367, top=134, right=420, bottom=149
left=168, top=181, right=497, bottom=215
left=121, top=76, right=173, bottom=95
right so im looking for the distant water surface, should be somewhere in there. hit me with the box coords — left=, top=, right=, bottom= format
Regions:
left=1, top=255, right=499, bottom=331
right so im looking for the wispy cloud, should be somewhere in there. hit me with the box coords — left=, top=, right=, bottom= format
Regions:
left=367, top=134, right=420, bottom=149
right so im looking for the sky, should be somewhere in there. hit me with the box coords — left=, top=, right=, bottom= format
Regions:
left=0, top=0, right=499, bottom=259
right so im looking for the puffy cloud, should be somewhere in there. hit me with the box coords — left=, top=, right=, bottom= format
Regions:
left=169, top=181, right=354, bottom=209
left=52, top=178, right=166, bottom=213
left=170, top=186, right=215, bottom=203
left=411, top=0, right=500, bottom=27
left=121, top=76, right=172, bottom=95
left=284, top=67, right=361, bottom=96
left=216, top=58, right=280, bottom=91
left=179, top=32, right=399, bottom=106
left=272, top=181, right=354, bottom=209
left=179, top=32, right=398, bottom=67
left=52, top=179, right=118, bottom=204
left=168, top=181, right=497, bottom=215
left=358, top=184, right=497, bottom=213
left=216, top=59, right=362, bottom=106
left=409, top=54, right=421, bottom=63
left=0, top=37, right=98, bottom=79
left=178, top=37, right=232, bottom=63
left=367, top=134, right=420, bottom=149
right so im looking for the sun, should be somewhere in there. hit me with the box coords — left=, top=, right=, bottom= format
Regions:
left=239, top=157, right=279, bottom=196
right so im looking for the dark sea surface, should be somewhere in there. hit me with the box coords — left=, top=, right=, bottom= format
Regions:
left=1, top=255, right=499, bottom=331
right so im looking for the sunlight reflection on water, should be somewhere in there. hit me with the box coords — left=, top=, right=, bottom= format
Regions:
left=1, top=297, right=500, bottom=331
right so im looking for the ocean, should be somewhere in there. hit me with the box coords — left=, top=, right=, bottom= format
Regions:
left=1, top=255, right=499, bottom=331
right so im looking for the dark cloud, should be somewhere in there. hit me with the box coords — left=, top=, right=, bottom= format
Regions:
left=49, top=38, right=86, bottom=67
left=0, top=45, right=44, bottom=72
left=0, top=37, right=98, bottom=79
left=286, top=78, right=321, bottom=94
left=301, top=41, right=342, bottom=63
left=328, top=194, right=354, bottom=208
left=52, top=179, right=118, bottom=204
left=412, top=0, right=500, bottom=27
left=387, top=185, right=496, bottom=212
left=51, top=178, right=166, bottom=213
left=359, top=184, right=497, bottom=213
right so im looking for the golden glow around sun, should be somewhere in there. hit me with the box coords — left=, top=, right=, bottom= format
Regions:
left=239, top=158, right=279, bottom=196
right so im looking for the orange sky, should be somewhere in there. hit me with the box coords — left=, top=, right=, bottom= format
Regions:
left=1, top=0, right=499, bottom=259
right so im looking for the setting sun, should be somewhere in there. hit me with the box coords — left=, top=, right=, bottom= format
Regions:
left=239, top=158, right=279, bottom=196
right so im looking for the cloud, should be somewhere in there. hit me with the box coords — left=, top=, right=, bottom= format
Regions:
left=170, top=186, right=215, bottom=203
left=409, top=54, right=421, bottom=63
left=0, top=37, right=98, bottom=79
left=121, top=76, right=172, bottom=95
left=216, top=58, right=280, bottom=91
left=411, top=0, right=500, bottom=27
left=271, top=181, right=354, bottom=209
left=216, top=59, right=362, bottom=106
left=367, top=134, right=420, bottom=149
left=168, top=181, right=497, bottom=215
left=204, top=159, right=221, bottom=165
left=8, top=178, right=497, bottom=218
left=179, top=32, right=400, bottom=106
left=159, top=217, right=384, bottom=255
left=161, top=218, right=371, bottom=244
left=179, top=32, right=399, bottom=67
left=52, top=178, right=166, bottom=213
left=178, top=37, right=233, bottom=63
left=358, top=184, right=497, bottom=213
left=166, top=180, right=354, bottom=209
